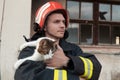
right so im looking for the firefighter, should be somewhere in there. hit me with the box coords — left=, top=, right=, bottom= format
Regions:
left=14, top=1, right=102, bottom=80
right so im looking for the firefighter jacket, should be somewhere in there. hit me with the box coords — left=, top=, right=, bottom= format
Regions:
left=14, top=39, right=102, bottom=80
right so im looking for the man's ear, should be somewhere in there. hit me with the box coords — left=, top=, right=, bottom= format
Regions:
left=44, top=26, right=47, bottom=31
left=44, top=28, right=46, bottom=31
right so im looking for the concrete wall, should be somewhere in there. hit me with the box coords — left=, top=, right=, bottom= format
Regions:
left=0, top=0, right=31, bottom=80
left=95, top=54, right=120, bottom=80
left=0, top=0, right=5, bottom=80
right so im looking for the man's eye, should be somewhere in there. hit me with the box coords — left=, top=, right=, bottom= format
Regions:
left=54, top=20, right=59, bottom=23
left=63, top=20, right=66, bottom=24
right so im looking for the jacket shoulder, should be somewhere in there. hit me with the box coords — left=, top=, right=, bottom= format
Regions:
left=18, top=46, right=35, bottom=59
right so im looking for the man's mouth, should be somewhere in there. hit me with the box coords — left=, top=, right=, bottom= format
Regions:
left=58, top=31, right=65, bottom=34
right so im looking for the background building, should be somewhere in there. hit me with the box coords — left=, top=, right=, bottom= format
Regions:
left=0, top=0, right=120, bottom=80
left=66, top=0, right=120, bottom=46
left=31, top=0, right=120, bottom=46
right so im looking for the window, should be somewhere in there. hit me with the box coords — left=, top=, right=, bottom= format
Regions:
left=67, top=0, right=120, bottom=45
left=67, top=23, right=79, bottom=43
left=99, top=4, right=111, bottom=21
left=67, top=1, right=80, bottom=19
left=80, top=24, right=93, bottom=45
left=99, top=3, right=120, bottom=22
left=67, top=1, right=93, bottom=20
left=67, top=0, right=93, bottom=45
left=81, top=2, right=93, bottom=20
left=112, top=5, right=120, bottom=21
left=111, top=26, right=120, bottom=44
left=98, top=25, right=111, bottom=44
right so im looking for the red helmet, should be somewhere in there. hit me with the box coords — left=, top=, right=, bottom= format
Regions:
left=35, top=1, right=69, bottom=29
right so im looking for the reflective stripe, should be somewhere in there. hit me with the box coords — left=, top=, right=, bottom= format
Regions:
left=87, top=58, right=93, bottom=79
left=58, top=70, right=62, bottom=80
left=35, top=2, right=50, bottom=24
left=54, top=69, right=59, bottom=80
left=62, top=70, right=67, bottom=80
left=79, top=57, right=93, bottom=79
left=54, top=69, right=67, bottom=80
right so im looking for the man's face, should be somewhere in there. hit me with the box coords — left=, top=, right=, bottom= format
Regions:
left=44, top=13, right=66, bottom=40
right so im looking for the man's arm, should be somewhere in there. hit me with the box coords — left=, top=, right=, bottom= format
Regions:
left=66, top=45, right=102, bottom=80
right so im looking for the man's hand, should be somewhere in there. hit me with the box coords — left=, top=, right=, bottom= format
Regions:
left=79, top=77, right=86, bottom=80
left=45, top=44, right=69, bottom=68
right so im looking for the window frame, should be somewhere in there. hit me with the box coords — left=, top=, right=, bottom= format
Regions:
left=67, top=0, right=120, bottom=45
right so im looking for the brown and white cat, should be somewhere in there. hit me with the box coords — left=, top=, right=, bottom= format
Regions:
left=14, top=37, right=57, bottom=70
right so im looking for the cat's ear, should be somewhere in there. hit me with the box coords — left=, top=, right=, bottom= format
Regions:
left=39, top=39, right=47, bottom=46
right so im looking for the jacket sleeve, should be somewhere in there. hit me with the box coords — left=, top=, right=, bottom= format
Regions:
left=66, top=45, right=102, bottom=80
left=14, top=47, right=46, bottom=80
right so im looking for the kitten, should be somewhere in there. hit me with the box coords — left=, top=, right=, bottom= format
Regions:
left=14, top=37, right=57, bottom=70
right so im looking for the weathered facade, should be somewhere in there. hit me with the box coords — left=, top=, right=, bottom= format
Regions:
left=0, top=0, right=120, bottom=80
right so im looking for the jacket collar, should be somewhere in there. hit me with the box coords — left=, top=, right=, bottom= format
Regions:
left=59, top=39, right=73, bottom=51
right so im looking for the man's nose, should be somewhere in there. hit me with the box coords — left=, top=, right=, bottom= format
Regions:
left=60, top=21, right=65, bottom=28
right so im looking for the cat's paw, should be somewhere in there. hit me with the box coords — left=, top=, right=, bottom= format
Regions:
left=48, top=49, right=54, bottom=58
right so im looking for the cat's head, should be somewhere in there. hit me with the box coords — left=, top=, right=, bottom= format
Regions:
left=37, top=37, right=57, bottom=55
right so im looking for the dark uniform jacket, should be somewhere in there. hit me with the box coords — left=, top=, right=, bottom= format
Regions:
left=14, top=39, right=102, bottom=80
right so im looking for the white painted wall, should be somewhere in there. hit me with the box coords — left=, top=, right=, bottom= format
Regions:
left=0, top=0, right=4, bottom=30
left=0, top=0, right=5, bottom=79
left=0, top=0, right=31, bottom=80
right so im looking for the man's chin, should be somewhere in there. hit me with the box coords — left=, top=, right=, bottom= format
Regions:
left=56, top=35, right=64, bottom=39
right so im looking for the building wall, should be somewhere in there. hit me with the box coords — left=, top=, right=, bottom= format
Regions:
left=0, top=0, right=31, bottom=80
left=0, top=0, right=4, bottom=79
